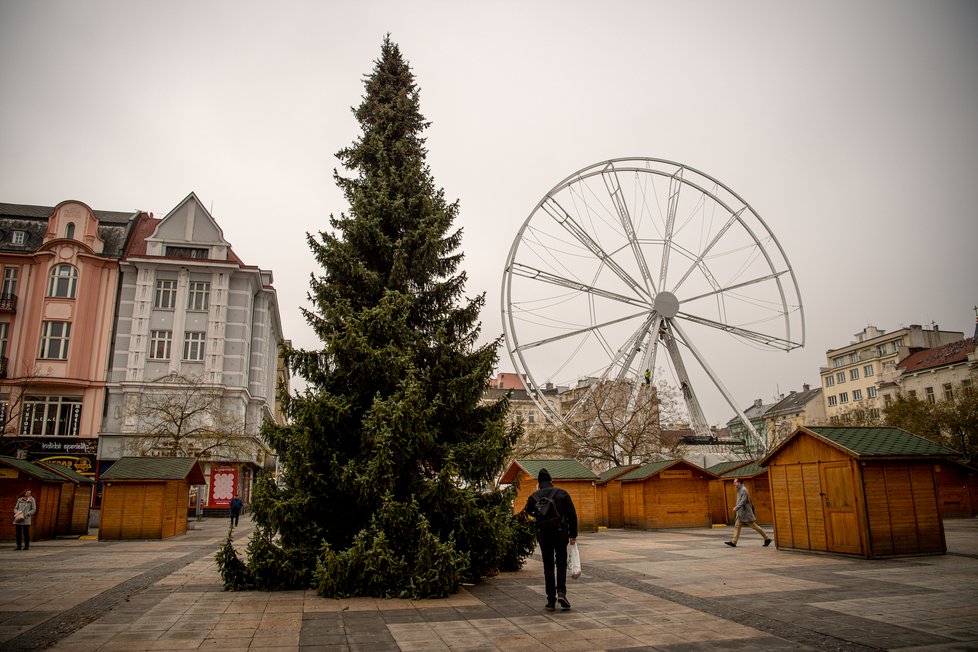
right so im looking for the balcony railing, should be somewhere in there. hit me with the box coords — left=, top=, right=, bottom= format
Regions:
left=0, top=293, right=16, bottom=312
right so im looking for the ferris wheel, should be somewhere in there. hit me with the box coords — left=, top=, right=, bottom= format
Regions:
left=501, top=157, right=805, bottom=456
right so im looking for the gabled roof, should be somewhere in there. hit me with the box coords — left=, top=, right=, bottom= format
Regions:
left=35, top=461, right=94, bottom=484
left=100, top=457, right=205, bottom=483
left=499, top=459, right=598, bottom=484
left=898, top=338, right=976, bottom=374
left=706, top=460, right=752, bottom=475
left=598, top=464, right=640, bottom=483
left=720, top=461, right=766, bottom=478
left=619, top=459, right=716, bottom=482
left=0, top=455, right=66, bottom=482
left=759, top=426, right=959, bottom=466
left=765, top=388, right=822, bottom=416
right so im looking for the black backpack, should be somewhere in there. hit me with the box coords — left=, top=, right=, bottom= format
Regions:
left=534, top=488, right=564, bottom=534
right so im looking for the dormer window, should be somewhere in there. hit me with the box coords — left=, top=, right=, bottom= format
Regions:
left=65, top=223, right=75, bottom=239
left=12, top=231, right=26, bottom=245
left=165, top=246, right=209, bottom=259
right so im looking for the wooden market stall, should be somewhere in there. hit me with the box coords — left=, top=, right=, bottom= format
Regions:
left=500, top=459, right=599, bottom=532
left=596, top=465, right=639, bottom=528
left=35, top=461, right=94, bottom=536
left=99, top=457, right=205, bottom=540
left=619, top=459, right=717, bottom=529
left=759, top=426, right=959, bottom=558
left=0, top=455, right=66, bottom=542
left=711, top=462, right=773, bottom=526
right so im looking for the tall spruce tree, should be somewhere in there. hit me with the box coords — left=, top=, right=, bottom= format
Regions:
left=217, top=37, right=535, bottom=598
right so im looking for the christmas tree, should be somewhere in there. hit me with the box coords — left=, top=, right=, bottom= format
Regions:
left=218, top=36, right=535, bottom=598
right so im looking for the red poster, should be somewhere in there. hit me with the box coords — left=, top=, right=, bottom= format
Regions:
left=210, top=465, right=238, bottom=507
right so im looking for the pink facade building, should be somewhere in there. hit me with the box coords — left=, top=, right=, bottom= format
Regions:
left=0, top=201, right=135, bottom=477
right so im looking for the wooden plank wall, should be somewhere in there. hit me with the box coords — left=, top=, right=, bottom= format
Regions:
left=640, top=477, right=711, bottom=529
left=100, top=482, right=166, bottom=540
left=606, top=481, right=626, bottom=528
left=863, top=462, right=945, bottom=556
left=621, top=482, right=645, bottom=528
left=769, top=463, right=826, bottom=551
left=595, top=484, right=608, bottom=527
left=935, top=463, right=977, bottom=518
left=70, top=485, right=93, bottom=535
left=708, top=480, right=727, bottom=524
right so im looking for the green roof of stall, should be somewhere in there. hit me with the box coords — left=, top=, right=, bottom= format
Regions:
left=100, top=457, right=205, bottom=483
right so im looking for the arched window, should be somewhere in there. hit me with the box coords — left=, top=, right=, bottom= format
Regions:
left=47, top=264, right=78, bottom=298
left=65, top=223, right=75, bottom=239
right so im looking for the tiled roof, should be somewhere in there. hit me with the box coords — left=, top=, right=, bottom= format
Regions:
left=598, top=464, right=639, bottom=483
left=898, top=338, right=976, bottom=374
left=618, top=459, right=715, bottom=481
left=765, top=388, right=822, bottom=415
left=720, top=461, right=765, bottom=478
left=0, top=455, right=66, bottom=481
left=0, top=202, right=135, bottom=224
left=35, top=461, right=94, bottom=484
left=499, top=459, right=598, bottom=484
left=707, top=460, right=752, bottom=475
left=760, top=427, right=959, bottom=465
left=100, top=457, right=205, bottom=483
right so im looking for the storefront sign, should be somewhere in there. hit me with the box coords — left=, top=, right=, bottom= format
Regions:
left=209, top=465, right=238, bottom=507
left=36, top=454, right=95, bottom=476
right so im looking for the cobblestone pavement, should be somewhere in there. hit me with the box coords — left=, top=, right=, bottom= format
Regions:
left=1, top=515, right=976, bottom=650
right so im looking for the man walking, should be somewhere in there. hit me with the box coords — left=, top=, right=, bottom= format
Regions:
left=524, top=468, right=578, bottom=612
left=229, top=495, right=243, bottom=528
left=724, top=478, right=772, bottom=547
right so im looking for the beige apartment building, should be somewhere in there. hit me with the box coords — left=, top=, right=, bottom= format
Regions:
left=878, top=337, right=977, bottom=406
left=820, top=324, right=963, bottom=423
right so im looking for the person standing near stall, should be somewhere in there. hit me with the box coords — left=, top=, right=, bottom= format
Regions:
left=524, top=468, right=578, bottom=612
left=13, top=489, right=37, bottom=551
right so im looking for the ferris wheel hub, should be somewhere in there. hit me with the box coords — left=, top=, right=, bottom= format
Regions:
left=653, top=291, right=679, bottom=319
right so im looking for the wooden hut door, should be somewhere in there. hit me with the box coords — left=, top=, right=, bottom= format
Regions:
left=820, top=462, right=861, bottom=555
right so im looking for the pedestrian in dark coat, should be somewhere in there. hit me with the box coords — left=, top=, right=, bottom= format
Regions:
left=524, top=468, right=578, bottom=611
left=229, top=495, right=243, bottom=527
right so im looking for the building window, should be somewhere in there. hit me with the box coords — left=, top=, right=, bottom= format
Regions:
left=65, top=223, right=75, bottom=239
left=863, top=365, right=874, bottom=377
left=12, top=231, right=26, bottom=245
left=20, top=396, right=82, bottom=436
left=908, top=390, right=917, bottom=399
left=830, top=415, right=840, bottom=425
left=849, top=353, right=859, bottom=364
left=869, top=408, right=880, bottom=419
left=836, top=372, right=845, bottom=384
left=827, top=395, right=838, bottom=407
left=853, top=389, right=863, bottom=401
left=839, top=392, right=849, bottom=404
left=149, top=330, right=172, bottom=360
left=925, top=387, right=935, bottom=403
left=825, top=375, right=835, bottom=387
left=833, top=357, right=845, bottom=368
left=867, top=386, right=877, bottom=398
left=0, top=321, right=8, bottom=359
left=183, top=331, right=205, bottom=361
left=187, top=282, right=209, bottom=311
left=2, top=267, right=17, bottom=297
left=155, top=280, right=177, bottom=309
left=884, top=394, right=893, bottom=407
left=165, top=246, right=209, bottom=259
left=39, top=321, right=71, bottom=359
left=850, top=368, right=859, bottom=381
left=963, top=379, right=973, bottom=390
left=943, top=383, right=953, bottom=401
left=47, top=264, right=78, bottom=298
left=877, top=344, right=887, bottom=357
left=891, top=339, right=903, bottom=352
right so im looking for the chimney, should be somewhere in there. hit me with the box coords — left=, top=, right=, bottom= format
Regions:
left=754, top=398, right=763, bottom=408
left=803, top=383, right=810, bottom=392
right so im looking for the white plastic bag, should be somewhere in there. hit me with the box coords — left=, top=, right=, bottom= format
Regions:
left=569, top=542, right=582, bottom=579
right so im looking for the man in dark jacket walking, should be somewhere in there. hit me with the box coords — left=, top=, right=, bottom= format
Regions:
left=524, top=468, right=578, bottom=612
left=229, top=495, right=243, bottom=527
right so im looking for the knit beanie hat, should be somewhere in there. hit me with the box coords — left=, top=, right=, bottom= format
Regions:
left=538, top=468, right=552, bottom=482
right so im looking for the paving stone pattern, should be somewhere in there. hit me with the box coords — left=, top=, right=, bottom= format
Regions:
left=0, top=516, right=975, bottom=650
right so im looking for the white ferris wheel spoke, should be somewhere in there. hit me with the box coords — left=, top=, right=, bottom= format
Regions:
left=540, top=197, right=652, bottom=303
left=601, top=165, right=658, bottom=297
left=658, top=167, right=684, bottom=291
left=509, top=263, right=649, bottom=309
left=669, top=207, right=745, bottom=295
left=677, top=311, right=799, bottom=350
left=677, top=270, right=790, bottom=306
left=513, top=310, right=649, bottom=352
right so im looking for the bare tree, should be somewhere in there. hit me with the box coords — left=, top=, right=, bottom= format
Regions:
left=122, top=373, right=255, bottom=460
left=0, top=362, right=56, bottom=437
left=561, top=376, right=686, bottom=468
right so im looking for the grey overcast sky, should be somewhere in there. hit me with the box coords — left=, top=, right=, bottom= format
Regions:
left=1, top=1, right=976, bottom=425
